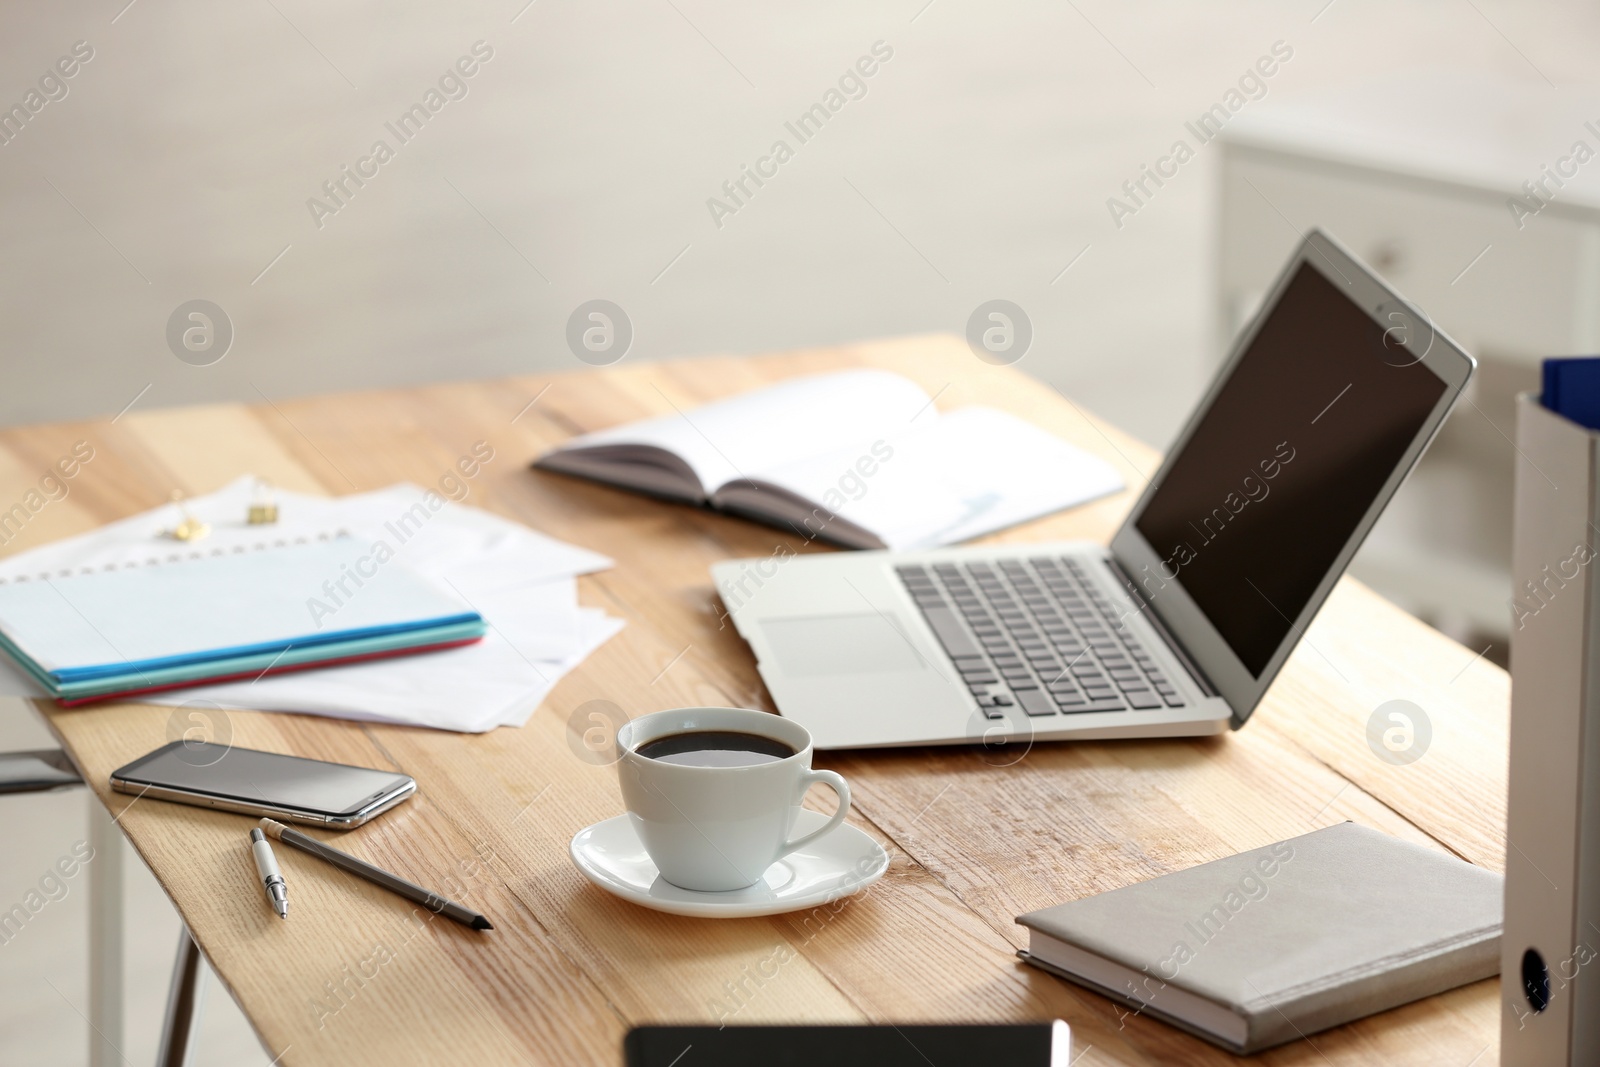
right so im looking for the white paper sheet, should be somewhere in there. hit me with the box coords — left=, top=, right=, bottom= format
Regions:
left=143, top=596, right=626, bottom=733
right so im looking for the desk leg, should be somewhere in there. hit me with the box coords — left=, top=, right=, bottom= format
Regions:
left=88, top=803, right=124, bottom=1067
left=156, top=926, right=207, bottom=1067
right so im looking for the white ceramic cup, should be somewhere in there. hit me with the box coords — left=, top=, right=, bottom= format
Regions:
left=615, top=707, right=851, bottom=892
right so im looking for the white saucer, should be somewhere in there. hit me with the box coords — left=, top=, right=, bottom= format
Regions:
left=569, top=809, right=889, bottom=918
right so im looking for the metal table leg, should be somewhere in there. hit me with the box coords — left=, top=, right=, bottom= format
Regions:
left=156, top=926, right=207, bottom=1067
left=88, top=803, right=125, bottom=1067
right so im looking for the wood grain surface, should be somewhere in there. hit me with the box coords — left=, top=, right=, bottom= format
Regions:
left=4, top=334, right=1507, bottom=1065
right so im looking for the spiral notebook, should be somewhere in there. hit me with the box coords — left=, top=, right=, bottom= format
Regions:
left=0, top=538, right=486, bottom=705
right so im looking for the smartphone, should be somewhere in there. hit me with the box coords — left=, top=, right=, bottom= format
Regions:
left=624, top=1023, right=1071, bottom=1066
left=110, top=740, right=416, bottom=828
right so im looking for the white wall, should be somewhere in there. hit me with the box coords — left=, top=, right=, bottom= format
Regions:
left=2, top=1, right=1594, bottom=447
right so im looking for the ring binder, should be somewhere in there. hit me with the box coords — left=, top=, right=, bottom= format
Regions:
left=1503, top=391, right=1600, bottom=1064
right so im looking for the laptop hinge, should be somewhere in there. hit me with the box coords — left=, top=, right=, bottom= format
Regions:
left=1103, top=556, right=1219, bottom=699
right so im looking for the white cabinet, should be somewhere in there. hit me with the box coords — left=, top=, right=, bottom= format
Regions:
left=1217, top=143, right=1600, bottom=363
left=1214, top=73, right=1600, bottom=647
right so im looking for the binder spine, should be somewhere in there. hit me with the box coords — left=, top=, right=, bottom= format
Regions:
left=1503, top=393, right=1600, bottom=1065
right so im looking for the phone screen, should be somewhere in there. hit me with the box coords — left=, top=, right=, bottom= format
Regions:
left=625, top=1024, right=1067, bottom=1067
left=113, top=741, right=412, bottom=816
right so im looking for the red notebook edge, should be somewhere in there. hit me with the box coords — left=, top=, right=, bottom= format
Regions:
left=54, top=636, right=485, bottom=707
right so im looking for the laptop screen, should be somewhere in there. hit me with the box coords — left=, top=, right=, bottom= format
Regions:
left=1132, top=262, right=1447, bottom=677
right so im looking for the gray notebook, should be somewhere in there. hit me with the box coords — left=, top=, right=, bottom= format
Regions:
left=1016, top=822, right=1502, bottom=1054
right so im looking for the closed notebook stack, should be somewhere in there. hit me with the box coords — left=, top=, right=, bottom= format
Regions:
left=1016, top=823, right=1502, bottom=1054
left=0, top=538, right=486, bottom=705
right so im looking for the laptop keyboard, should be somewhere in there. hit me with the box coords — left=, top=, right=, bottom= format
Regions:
left=895, top=557, right=1189, bottom=718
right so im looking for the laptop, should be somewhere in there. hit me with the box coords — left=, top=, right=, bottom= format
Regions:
left=712, top=231, right=1475, bottom=750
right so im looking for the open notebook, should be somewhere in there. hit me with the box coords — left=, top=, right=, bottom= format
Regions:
left=0, top=538, right=486, bottom=704
left=534, top=369, right=1124, bottom=549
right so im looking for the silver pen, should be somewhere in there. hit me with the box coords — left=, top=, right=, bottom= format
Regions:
left=250, top=827, right=289, bottom=919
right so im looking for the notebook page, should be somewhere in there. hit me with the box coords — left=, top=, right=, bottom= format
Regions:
left=0, top=477, right=612, bottom=586
left=748, top=407, right=1125, bottom=549
left=552, top=369, right=935, bottom=491
left=0, top=539, right=473, bottom=675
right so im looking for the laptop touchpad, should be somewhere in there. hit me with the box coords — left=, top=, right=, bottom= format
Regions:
left=760, top=614, right=926, bottom=677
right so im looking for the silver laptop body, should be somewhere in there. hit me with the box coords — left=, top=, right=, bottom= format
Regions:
left=713, top=231, right=1475, bottom=750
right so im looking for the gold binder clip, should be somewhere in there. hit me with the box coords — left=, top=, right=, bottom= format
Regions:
left=165, top=490, right=211, bottom=542
left=247, top=479, right=279, bottom=525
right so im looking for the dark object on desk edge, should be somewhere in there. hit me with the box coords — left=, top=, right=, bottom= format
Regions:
left=624, top=1023, right=1067, bottom=1066
left=0, top=749, right=81, bottom=793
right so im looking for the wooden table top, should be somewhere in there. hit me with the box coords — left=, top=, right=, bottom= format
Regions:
left=8, top=335, right=1508, bottom=1066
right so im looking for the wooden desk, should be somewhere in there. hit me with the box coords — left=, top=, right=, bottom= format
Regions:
left=6, top=335, right=1508, bottom=1065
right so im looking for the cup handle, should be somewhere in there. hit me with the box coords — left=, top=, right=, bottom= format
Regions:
left=778, top=769, right=851, bottom=857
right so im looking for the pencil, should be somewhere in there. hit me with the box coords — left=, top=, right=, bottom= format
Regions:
left=259, top=818, right=492, bottom=931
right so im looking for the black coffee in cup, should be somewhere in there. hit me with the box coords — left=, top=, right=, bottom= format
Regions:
left=636, top=730, right=796, bottom=768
